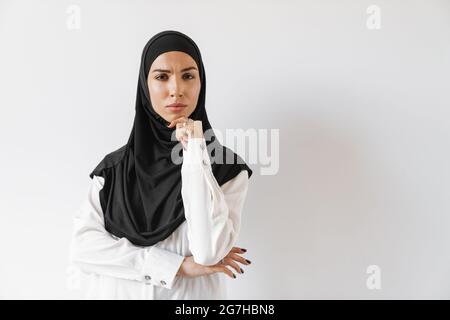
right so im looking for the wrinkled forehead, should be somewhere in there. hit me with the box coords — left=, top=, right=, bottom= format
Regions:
left=149, top=51, right=199, bottom=72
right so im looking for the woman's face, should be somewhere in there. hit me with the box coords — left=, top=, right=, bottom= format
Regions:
left=147, top=51, right=201, bottom=123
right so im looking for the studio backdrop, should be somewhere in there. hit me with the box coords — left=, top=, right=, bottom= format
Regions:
left=0, top=0, right=449, bottom=299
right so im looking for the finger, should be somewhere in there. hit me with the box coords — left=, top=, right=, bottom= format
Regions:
left=174, top=120, right=187, bottom=131
left=219, top=265, right=236, bottom=279
left=176, top=118, right=190, bottom=129
left=209, top=265, right=236, bottom=279
left=175, top=129, right=185, bottom=141
left=181, top=121, right=193, bottom=137
left=192, top=120, right=203, bottom=138
left=168, top=117, right=187, bottom=128
left=230, top=247, right=247, bottom=254
left=176, top=127, right=190, bottom=141
left=224, top=257, right=244, bottom=274
left=167, top=116, right=188, bottom=128
left=228, top=252, right=251, bottom=265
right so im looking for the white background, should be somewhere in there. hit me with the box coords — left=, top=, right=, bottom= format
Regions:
left=0, top=0, right=449, bottom=299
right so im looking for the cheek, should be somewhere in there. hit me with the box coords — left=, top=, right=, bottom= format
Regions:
left=148, top=82, right=167, bottom=108
left=189, top=81, right=201, bottom=99
left=149, top=81, right=165, bottom=96
left=186, top=83, right=201, bottom=115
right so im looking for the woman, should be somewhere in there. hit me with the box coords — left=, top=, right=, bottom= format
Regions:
left=69, top=30, right=253, bottom=299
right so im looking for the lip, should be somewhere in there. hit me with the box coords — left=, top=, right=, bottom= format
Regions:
left=166, top=103, right=187, bottom=108
left=166, top=103, right=187, bottom=113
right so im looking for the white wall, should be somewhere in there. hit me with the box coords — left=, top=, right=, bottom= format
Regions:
left=0, top=0, right=449, bottom=299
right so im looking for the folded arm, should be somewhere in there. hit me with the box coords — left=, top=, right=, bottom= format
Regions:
left=69, top=175, right=185, bottom=289
left=181, top=138, right=250, bottom=266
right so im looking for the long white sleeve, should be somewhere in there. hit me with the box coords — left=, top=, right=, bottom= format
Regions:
left=181, top=137, right=250, bottom=266
left=68, top=175, right=185, bottom=290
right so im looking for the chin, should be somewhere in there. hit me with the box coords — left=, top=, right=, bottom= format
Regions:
left=167, top=114, right=183, bottom=122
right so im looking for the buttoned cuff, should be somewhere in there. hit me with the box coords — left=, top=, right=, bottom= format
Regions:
left=182, top=137, right=211, bottom=170
left=140, top=246, right=185, bottom=290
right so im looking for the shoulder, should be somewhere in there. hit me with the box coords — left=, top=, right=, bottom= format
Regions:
left=89, top=144, right=127, bottom=179
left=99, top=144, right=128, bottom=168
left=92, top=174, right=105, bottom=189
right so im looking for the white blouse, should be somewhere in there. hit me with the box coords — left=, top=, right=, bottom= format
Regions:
left=68, top=138, right=250, bottom=300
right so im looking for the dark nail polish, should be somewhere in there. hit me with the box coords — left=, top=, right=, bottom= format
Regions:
left=241, top=248, right=247, bottom=252
left=240, top=268, right=244, bottom=274
left=233, top=274, right=236, bottom=279
left=246, top=259, right=251, bottom=264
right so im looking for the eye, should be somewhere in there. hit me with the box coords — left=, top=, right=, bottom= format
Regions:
left=155, top=73, right=168, bottom=80
left=183, top=73, right=195, bottom=80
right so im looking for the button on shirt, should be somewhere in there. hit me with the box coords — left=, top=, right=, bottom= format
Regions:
left=68, top=138, right=250, bottom=300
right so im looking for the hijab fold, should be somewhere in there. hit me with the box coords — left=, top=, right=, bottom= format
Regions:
left=89, top=30, right=253, bottom=246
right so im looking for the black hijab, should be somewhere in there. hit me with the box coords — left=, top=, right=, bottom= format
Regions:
left=89, top=30, right=253, bottom=246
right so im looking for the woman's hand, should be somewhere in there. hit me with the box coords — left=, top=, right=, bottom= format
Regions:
left=167, top=116, right=203, bottom=150
left=176, top=247, right=251, bottom=279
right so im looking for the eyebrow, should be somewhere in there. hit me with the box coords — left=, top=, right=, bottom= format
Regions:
left=151, top=66, right=198, bottom=73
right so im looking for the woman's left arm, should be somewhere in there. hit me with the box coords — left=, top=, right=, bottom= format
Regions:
left=181, top=138, right=249, bottom=266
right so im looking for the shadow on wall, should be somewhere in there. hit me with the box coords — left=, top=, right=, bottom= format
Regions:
left=235, top=86, right=395, bottom=299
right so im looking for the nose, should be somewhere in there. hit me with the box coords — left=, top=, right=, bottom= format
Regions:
left=169, top=77, right=183, bottom=98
